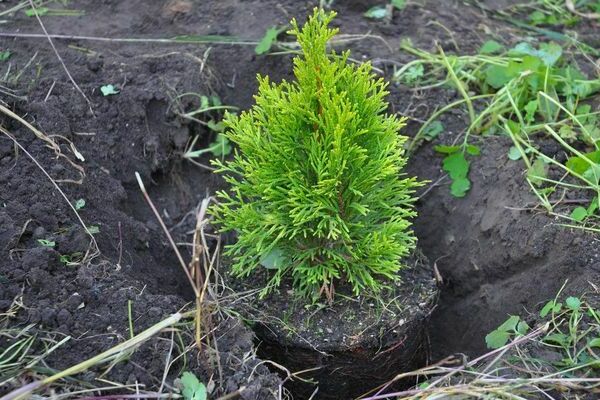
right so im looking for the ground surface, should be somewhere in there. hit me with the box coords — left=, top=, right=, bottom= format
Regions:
left=0, top=0, right=599, bottom=399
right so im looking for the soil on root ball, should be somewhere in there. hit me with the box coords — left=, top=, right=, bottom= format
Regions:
left=224, top=253, right=438, bottom=400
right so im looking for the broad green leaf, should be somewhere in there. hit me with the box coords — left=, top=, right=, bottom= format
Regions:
left=260, top=247, right=287, bottom=270
left=423, top=120, right=443, bottom=141
left=524, top=100, right=538, bottom=123
left=466, top=144, right=480, bottom=156
left=200, top=95, right=209, bottom=110
left=540, top=300, right=561, bottom=317
left=522, top=55, right=542, bottom=73
left=570, top=206, right=588, bottom=222
left=210, top=134, right=232, bottom=156
left=572, top=80, right=600, bottom=99
left=511, top=42, right=562, bottom=67
left=403, top=64, right=424, bottom=84
left=544, top=333, right=570, bottom=346
left=207, top=120, right=225, bottom=132
left=582, top=164, right=600, bottom=185
left=558, top=125, right=577, bottom=141
left=485, top=65, right=512, bottom=89
left=505, top=119, right=521, bottom=136
left=589, top=338, right=600, bottom=348
left=566, top=296, right=581, bottom=311
left=442, top=152, right=472, bottom=197
left=391, top=0, right=407, bottom=10
left=516, top=320, right=530, bottom=335
left=528, top=10, right=546, bottom=25
left=434, top=145, right=460, bottom=154
left=364, top=6, right=388, bottom=19
left=0, top=50, right=11, bottom=61
left=181, top=372, right=207, bottom=400
left=527, top=158, right=547, bottom=187
left=586, top=124, right=600, bottom=144
left=442, top=152, right=469, bottom=180
left=508, top=146, right=522, bottom=160
left=210, top=95, right=222, bottom=106
left=479, top=40, right=504, bottom=55
left=450, top=177, right=470, bottom=198
left=497, top=315, right=520, bottom=332
left=566, top=151, right=600, bottom=174
left=75, top=198, right=86, bottom=210
left=255, top=26, right=285, bottom=55
left=485, top=330, right=510, bottom=349
left=538, top=42, right=563, bottom=67
left=576, top=104, right=592, bottom=122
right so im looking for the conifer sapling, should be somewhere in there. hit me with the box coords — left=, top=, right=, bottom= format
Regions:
left=212, top=9, right=422, bottom=300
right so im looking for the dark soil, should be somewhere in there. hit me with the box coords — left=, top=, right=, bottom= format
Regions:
left=1, top=0, right=599, bottom=399
left=228, top=253, right=437, bottom=399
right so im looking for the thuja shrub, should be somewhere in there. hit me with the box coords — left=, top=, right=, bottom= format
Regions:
left=212, top=9, right=422, bottom=299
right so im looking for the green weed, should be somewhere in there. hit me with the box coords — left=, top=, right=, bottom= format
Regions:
left=397, top=39, right=600, bottom=212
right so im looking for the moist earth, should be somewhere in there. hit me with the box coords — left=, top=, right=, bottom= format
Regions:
left=0, top=0, right=599, bottom=398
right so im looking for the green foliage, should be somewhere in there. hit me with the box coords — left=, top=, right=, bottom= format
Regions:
left=434, top=144, right=480, bottom=198
left=0, top=50, right=11, bottom=62
left=518, top=0, right=600, bottom=27
left=185, top=133, right=232, bottom=159
left=212, top=9, right=421, bottom=299
left=37, top=239, right=55, bottom=248
left=100, top=84, right=119, bottom=96
left=395, top=39, right=600, bottom=225
left=479, top=40, right=504, bottom=55
left=180, top=372, right=207, bottom=400
left=364, top=6, right=388, bottom=19
left=486, top=315, right=530, bottom=349
left=364, top=0, right=407, bottom=20
left=255, top=26, right=287, bottom=55
left=74, top=198, right=86, bottom=210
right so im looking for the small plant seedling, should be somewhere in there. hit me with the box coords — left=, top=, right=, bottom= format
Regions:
left=87, top=225, right=100, bottom=234
left=435, top=144, right=480, bottom=197
left=184, top=133, right=232, bottom=160
left=364, top=6, right=389, bottom=19
left=255, top=26, right=287, bottom=55
left=37, top=239, right=55, bottom=248
left=570, top=206, right=588, bottom=222
left=422, top=120, right=443, bottom=141
left=364, top=0, right=407, bottom=19
left=395, top=38, right=600, bottom=220
left=485, top=315, right=530, bottom=349
left=0, top=50, right=11, bottom=62
left=74, top=198, right=86, bottom=210
left=392, top=0, right=407, bottom=9
left=213, top=10, right=421, bottom=300
left=479, top=40, right=504, bottom=55
left=59, top=252, right=83, bottom=265
left=180, top=372, right=207, bottom=400
left=100, top=84, right=119, bottom=96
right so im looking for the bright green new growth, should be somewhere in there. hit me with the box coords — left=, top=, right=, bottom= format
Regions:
left=212, top=9, right=421, bottom=299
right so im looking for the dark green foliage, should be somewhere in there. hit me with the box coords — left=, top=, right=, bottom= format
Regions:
left=212, top=9, right=421, bottom=299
